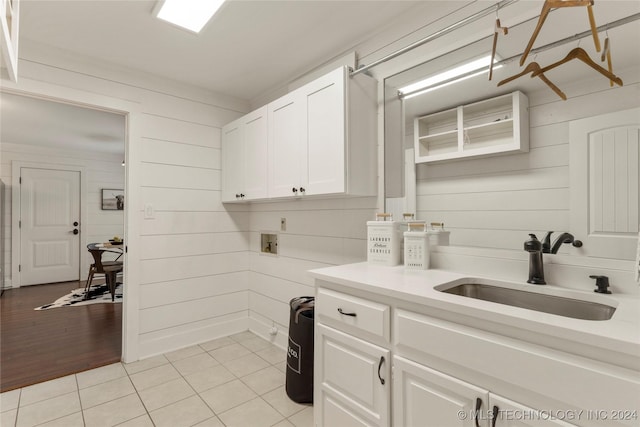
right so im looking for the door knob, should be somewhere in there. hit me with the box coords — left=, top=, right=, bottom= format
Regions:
left=73, top=221, right=79, bottom=226
left=72, top=229, right=79, bottom=235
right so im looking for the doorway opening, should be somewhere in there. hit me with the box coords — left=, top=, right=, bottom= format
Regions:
left=0, top=90, right=129, bottom=391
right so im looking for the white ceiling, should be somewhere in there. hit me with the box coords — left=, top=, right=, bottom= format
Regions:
left=5, top=1, right=638, bottom=156
left=4, top=0, right=426, bottom=155
left=18, top=0, right=423, bottom=100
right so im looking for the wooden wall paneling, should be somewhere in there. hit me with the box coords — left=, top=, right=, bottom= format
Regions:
left=140, top=252, right=248, bottom=284
left=141, top=115, right=222, bottom=148
left=248, top=271, right=315, bottom=304
left=140, top=211, right=249, bottom=235
left=139, top=291, right=248, bottom=334
left=140, top=187, right=225, bottom=212
left=139, top=232, right=249, bottom=260
left=139, top=271, right=248, bottom=309
left=139, top=311, right=248, bottom=358
left=141, top=139, right=220, bottom=170
left=140, top=163, right=220, bottom=190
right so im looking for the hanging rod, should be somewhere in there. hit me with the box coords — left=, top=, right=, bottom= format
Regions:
left=398, top=12, right=640, bottom=99
left=500, top=11, right=640, bottom=64
left=351, top=0, right=519, bottom=77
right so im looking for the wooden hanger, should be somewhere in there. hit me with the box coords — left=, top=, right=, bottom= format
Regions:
left=520, top=0, right=598, bottom=66
left=497, top=62, right=567, bottom=100
left=587, top=4, right=601, bottom=52
left=489, top=18, right=509, bottom=81
left=532, top=47, right=623, bottom=86
left=601, top=37, right=614, bottom=87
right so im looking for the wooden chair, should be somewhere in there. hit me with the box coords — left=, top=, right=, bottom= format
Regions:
left=85, top=247, right=123, bottom=301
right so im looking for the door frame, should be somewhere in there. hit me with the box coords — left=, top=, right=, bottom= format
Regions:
left=1, top=77, right=142, bottom=363
left=11, top=162, right=88, bottom=287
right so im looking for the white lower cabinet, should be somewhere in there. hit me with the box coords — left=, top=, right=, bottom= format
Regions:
left=393, top=356, right=576, bottom=427
left=315, top=323, right=390, bottom=427
left=314, top=285, right=634, bottom=427
left=393, top=355, right=489, bottom=427
left=489, top=395, right=577, bottom=427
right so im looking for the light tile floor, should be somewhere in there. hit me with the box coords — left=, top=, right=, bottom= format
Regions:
left=1, top=332, right=313, bottom=427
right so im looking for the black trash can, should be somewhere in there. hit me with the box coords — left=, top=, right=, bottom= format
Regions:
left=286, top=296, right=315, bottom=403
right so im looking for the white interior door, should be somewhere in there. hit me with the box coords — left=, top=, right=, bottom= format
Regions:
left=20, top=167, right=81, bottom=285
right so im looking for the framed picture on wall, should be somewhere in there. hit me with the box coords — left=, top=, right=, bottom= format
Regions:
left=102, top=189, right=124, bottom=210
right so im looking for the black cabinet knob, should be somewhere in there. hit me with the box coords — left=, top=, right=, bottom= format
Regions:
left=300, top=187, right=305, bottom=193
left=72, top=229, right=79, bottom=235
left=292, top=187, right=298, bottom=193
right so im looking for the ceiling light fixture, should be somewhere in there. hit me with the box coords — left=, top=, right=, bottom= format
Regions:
left=155, top=0, right=225, bottom=33
left=399, top=54, right=502, bottom=99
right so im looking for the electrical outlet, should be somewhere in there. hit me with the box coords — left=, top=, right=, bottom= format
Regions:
left=280, top=218, right=286, bottom=231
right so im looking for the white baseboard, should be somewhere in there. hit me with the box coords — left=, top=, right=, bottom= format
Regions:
left=137, top=314, right=249, bottom=360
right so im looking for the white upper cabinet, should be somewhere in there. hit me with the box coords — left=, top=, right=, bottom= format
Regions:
left=221, top=106, right=268, bottom=202
left=300, top=67, right=346, bottom=196
left=414, top=91, right=529, bottom=163
left=268, top=88, right=306, bottom=198
left=223, top=66, right=377, bottom=202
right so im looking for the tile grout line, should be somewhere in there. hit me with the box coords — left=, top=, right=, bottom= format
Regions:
left=5, top=332, right=308, bottom=427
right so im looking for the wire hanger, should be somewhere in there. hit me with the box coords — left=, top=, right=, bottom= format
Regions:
left=489, top=15, right=509, bottom=81
left=531, top=47, right=623, bottom=86
left=497, top=61, right=567, bottom=100
left=520, top=0, right=600, bottom=66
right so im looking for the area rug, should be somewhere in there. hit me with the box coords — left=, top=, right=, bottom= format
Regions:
left=34, top=283, right=123, bottom=310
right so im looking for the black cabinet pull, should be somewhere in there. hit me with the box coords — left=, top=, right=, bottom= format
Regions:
left=337, top=308, right=356, bottom=317
left=377, top=356, right=385, bottom=385
left=300, top=187, right=305, bottom=193
left=491, top=405, right=499, bottom=427
left=474, top=398, right=482, bottom=427
left=240, top=193, right=245, bottom=198
left=235, top=194, right=241, bottom=199
left=73, top=221, right=79, bottom=226
left=72, top=229, right=79, bottom=235
left=292, top=187, right=298, bottom=193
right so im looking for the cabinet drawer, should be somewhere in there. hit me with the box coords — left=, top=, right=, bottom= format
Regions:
left=317, top=288, right=390, bottom=342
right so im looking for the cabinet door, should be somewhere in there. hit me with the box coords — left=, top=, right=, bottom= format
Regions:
left=303, top=67, right=346, bottom=195
left=268, top=89, right=305, bottom=198
left=221, top=120, right=245, bottom=202
left=316, top=323, right=390, bottom=427
left=393, top=356, right=490, bottom=427
left=489, top=395, right=577, bottom=427
left=243, top=106, right=268, bottom=200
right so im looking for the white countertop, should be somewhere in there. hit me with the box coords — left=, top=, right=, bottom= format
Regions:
left=309, top=262, right=640, bottom=361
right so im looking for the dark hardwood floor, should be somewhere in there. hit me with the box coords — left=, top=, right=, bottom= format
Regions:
left=0, top=280, right=122, bottom=392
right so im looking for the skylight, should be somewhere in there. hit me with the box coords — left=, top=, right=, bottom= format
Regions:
left=399, top=54, right=502, bottom=99
left=156, top=0, right=226, bottom=33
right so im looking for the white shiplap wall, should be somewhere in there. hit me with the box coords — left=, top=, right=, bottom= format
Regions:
left=0, top=142, right=125, bottom=286
left=7, top=42, right=250, bottom=359
left=415, top=76, right=640, bottom=252
left=248, top=197, right=377, bottom=346
left=137, top=114, right=250, bottom=356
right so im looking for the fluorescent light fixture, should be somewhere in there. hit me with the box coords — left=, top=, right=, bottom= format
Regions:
left=156, top=0, right=225, bottom=33
left=399, top=54, right=502, bottom=99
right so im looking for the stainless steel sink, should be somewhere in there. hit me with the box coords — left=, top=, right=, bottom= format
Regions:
left=437, top=282, right=616, bottom=321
